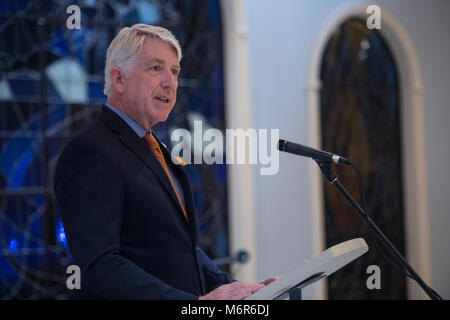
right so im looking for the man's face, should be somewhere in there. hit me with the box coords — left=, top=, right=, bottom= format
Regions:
left=121, top=37, right=180, bottom=130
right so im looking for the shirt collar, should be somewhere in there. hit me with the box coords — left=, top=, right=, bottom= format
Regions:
left=105, top=102, right=150, bottom=138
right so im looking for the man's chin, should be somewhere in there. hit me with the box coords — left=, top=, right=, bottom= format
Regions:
left=149, top=113, right=171, bottom=128
left=158, top=112, right=170, bottom=122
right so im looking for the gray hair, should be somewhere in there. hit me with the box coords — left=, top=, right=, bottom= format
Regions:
left=104, top=24, right=182, bottom=96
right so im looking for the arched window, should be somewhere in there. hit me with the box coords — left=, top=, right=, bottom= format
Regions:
left=320, top=18, right=406, bottom=299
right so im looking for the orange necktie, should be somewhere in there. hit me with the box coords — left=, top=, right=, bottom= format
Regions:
left=143, top=133, right=188, bottom=221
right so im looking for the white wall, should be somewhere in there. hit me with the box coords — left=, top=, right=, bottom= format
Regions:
left=240, top=0, right=450, bottom=299
left=382, top=0, right=450, bottom=300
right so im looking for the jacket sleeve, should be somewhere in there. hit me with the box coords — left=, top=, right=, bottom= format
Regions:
left=54, top=137, right=197, bottom=299
left=196, top=247, right=235, bottom=293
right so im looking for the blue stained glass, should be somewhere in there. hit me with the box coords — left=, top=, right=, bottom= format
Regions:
left=88, top=81, right=106, bottom=100
left=137, top=1, right=160, bottom=24
left=49, top=28, right=70, bottom=58
left=0, top=0, right=228, bottom=299
left=8, top=238, right=18, bottom=254
left=56, top=221, right=67, bottom=247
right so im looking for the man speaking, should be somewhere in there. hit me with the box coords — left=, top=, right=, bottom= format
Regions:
left=54, top=24, right=268, bottom=299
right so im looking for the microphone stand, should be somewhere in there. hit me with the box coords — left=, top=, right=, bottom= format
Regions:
left=314, top=160, right=442, bottom=300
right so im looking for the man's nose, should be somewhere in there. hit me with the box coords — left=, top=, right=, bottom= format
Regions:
left=160, top=69, right=177, bottom=90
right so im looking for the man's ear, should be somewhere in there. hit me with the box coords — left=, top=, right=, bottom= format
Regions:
left=110, top=67, right=125, bottom=94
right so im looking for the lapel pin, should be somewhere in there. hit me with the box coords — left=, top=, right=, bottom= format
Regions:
left=173, top=156, right=187, bottom=166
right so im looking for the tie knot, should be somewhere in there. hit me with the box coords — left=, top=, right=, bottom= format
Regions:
left=143, top=133, right=160, bottom=151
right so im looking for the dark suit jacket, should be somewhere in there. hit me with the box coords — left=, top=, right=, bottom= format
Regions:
left=54, top=106, right=233, bottom=299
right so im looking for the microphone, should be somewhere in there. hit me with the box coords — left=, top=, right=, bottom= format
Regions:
left=278, top=139, right=351, bottom=165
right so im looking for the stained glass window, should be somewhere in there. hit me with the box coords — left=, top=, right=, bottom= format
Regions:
left=320, top=18, right=406, bottom=299
left=0, top=0, right=228, bottom=299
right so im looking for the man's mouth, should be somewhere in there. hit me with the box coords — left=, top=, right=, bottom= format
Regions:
left=155, top=96, right=170, bottom=103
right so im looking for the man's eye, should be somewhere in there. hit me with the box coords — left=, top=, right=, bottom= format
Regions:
left=172, top=69, right=180, bottom=76
left=150, top=65, right=161, bottom=71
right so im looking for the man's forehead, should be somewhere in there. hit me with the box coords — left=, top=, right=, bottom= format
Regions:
left=140, top=37, right=180, bottom=63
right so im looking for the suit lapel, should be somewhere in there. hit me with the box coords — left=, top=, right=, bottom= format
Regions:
left=100, top=106, right=195, bottom=240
